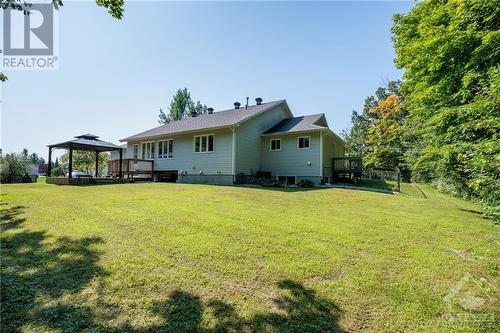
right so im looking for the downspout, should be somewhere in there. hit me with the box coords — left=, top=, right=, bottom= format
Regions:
left=231, top=125, right=236, bottom=183
left=319, top=130, right=324, bottom=181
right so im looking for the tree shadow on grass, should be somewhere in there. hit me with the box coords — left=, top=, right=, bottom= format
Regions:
left=249, top=279, right=345, bottom=332
left=0, top=205, right=26, bottom=231
left=1, top=204, right=106, bottom=332
left=113, top=280, right=344, bottom=333
left=1, top=203, right=344, bottom=332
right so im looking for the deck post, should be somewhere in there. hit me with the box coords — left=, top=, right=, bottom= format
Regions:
left=68, top=144, right=73, bottom=178
left=118, top=149, right=123, bottom=178
left=151, top=159, right=154, bottom=181
left=95, top=151, right=99, bottom=177
left=47, top=146, right=52, bottom=177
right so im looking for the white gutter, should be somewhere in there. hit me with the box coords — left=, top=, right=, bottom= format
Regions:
left=319, top=130, right=324, bottom=179
left=231, top=125, right=236, bottom=183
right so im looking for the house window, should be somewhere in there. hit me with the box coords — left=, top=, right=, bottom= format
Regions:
left=194, top=134, right=214, bottom=153
left=141, top=141, right=155, bottom=159
left=158, top=139, right=173, bottom=158
left=133, top=144, right=139, bottom=159
left=297, top=136, right=310, bottom=149
left=270, top=138, right=281, bottom=151
left=277, top=176, right=296, bottom=185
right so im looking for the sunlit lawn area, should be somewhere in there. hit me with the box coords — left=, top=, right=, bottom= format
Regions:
left=1, top=181, right=498, bottom=332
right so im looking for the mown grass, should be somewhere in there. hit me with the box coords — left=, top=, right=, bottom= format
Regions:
left=1, top=181, right=498, bottom=332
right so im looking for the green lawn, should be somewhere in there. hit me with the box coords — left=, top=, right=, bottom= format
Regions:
left=1, top=181, right=498, bottom=332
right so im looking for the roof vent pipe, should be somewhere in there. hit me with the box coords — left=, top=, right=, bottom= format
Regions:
left=207, top=107, right=214, bottom=114
left=255, top=97, right=263, bottom=105
left=245, top=97, right=249, bottom=109
left=234, top=102, right=241, bottom=109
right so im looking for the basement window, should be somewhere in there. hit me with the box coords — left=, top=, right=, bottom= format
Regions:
left=277, top=176, right=296, bottom=185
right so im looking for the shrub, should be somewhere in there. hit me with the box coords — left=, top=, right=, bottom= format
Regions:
left=261, top=180, right=281, bottom=187
left=249, top=176, right=281, bottom=187
left=298, top=179, right=314, bottom=188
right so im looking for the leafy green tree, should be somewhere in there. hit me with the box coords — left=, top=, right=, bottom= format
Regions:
left=51, top=157, right=65, bottom=176
left=28, top=152, right=45, bottom=166
left=159, top=88, right=208, bottom=124
left=0, top=151, right=32, bottom=183
left=342, top=80, right=404, bottom=164
left=392, top=0, right=500, bottom=220
left=60, top=151, right=109, bottom=176
left=190, top=100, right=208, bottom=116
left=365, top=95, right=407, bottom=170
left=341, top=109, right=371, bottom=158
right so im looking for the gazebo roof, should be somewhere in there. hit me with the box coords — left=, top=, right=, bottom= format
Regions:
left=48, top=134, right=123, bottom=152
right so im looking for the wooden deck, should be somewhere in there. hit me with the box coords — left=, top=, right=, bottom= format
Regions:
left=108, top=159, right=155, bottom=180
left=330, top=157, right=362, bottom=183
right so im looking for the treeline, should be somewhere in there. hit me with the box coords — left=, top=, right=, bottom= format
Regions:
left=0, top=149, right=45, bottom=183
left=343, top=0, right=499, bottom=220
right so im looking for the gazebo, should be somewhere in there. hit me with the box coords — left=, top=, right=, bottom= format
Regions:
left=47, top=134, right=124, bottom=185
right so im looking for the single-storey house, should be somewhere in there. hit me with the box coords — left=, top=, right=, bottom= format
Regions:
left=113, top=99, right=345, bottom=185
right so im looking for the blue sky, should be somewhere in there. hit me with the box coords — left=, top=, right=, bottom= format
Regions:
left=1, top=1, right=413, bottom=158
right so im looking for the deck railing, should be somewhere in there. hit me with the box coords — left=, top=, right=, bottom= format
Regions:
left=332, top=157, right=362, bottom=172
left=108, top=159, right=154, bottom=176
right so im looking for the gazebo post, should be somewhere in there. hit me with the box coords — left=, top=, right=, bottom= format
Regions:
left=95, top=151, right=99, bottom=178
left=47, top=146, right=52, bottom=177
left=119, top=149, right=123, bottom=178
left=68, top=144, right=73, bottom=178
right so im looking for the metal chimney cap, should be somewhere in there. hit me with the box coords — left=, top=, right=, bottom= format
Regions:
left=234, top=102, right=241, bottom=109
left=255, top=97, right=263, bottom=105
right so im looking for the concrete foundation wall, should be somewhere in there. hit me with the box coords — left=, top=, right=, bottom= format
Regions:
left=177, top=174, right=234, bottom=185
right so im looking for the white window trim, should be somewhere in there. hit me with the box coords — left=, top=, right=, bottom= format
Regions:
left=132, top=144, right=139, bottom=159
left=297, top=136, right=311, bottom=150
left=141, top=141, right=155, bottom=160
left=158, top=139, right=174, bottom=159
left=269, top=138, right=281, bottom=151
left=193, top=134, right=215, bottom=153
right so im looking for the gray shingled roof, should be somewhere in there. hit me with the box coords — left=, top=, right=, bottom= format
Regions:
left=263, top=114, right=327, bottom=134
left=122, top=100, right=287, bottom=141
left=49, top=134, right=123, bottom=151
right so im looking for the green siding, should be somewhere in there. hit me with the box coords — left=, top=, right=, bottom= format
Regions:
left=127, top=128, right=233, bottom=176
left=261, top=132, right=322, bottom=181
left=322, top=133, right=345, bottom=180
left=235, top=104, right=289, bottom=175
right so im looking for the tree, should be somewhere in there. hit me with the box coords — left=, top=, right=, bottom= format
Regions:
left=0, top=151, right=32, bottom=183
left=158, top=88, right=208, bottom=124
left=0, top=0, right=124, bottom=81
left=341, top=109, right=371, bottom=158
left=392, top=0, right=500, bottom=220
left=342, top=80, right=404, bottom=163
left=365, top=95, right=407, bottom=170
left=60, top=151, right=109, bottom=176
left=51, top=157, right=65, bottom=176
left=28, top=152, right=45, bottom=166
